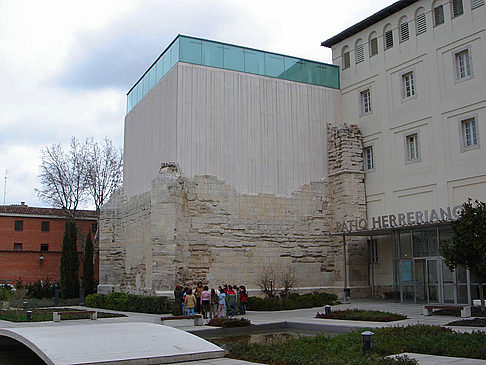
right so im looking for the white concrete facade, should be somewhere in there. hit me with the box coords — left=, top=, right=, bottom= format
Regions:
left=124, top=62, right=341, bottom=198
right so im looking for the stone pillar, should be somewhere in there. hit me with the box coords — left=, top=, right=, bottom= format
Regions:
left=97, top=191, right=125, bottom=294
left=327, top=123, right=369, bottom=296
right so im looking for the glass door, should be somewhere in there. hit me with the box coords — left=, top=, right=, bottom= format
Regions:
left=399, top=259, right=414, bottom=303
left=441, top=261, right=456, bottom=303
left=414, top=259, right=426, bottom=303
left=426, top=259, right=439, bottom=303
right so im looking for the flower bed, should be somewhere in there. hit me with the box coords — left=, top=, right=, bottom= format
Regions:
left=0, top=308, right=124, bottom=322
left=85, top=292, right=173, bottom=314
left=315, top=309, right=407, bottom=322
left=206, top=317, right=251, bottom=328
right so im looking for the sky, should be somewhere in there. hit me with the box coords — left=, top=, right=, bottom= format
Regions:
left=0, top=0, right=395, bottom=208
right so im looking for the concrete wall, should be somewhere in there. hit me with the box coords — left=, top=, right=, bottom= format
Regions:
left=123, top=62, right=341, bottom=198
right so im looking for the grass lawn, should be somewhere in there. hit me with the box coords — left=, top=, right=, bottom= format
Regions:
left=0, top=308, right=125, bottom=322
left=316, top=309, right=407, bottom=322
left=227, top=325, right=486, bottom=365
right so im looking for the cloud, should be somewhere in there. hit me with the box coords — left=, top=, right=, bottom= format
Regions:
left=56, top=0, right=262, bottom=91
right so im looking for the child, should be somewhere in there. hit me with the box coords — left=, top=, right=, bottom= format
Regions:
left=184, top=288, right=196, bottom=315
left=217, top=286, right=226, bottom=317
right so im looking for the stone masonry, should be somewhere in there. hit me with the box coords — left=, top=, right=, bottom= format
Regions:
left=98, top=123, right=369, bottom=297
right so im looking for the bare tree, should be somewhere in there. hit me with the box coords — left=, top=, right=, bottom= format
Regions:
left=257, top=262, right=297, bottom=300
left=85, top=137, right=123, bottom=212
left=37, top=137, right=89, bottom=219
left=258, top=263, right=278, bottom=299
left=279, top=264, right=297, bottom=300
left=37, top=137, right=123, bottom=248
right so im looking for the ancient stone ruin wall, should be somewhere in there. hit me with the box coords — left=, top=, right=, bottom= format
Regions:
left=98, top=123, right=369, bottom=297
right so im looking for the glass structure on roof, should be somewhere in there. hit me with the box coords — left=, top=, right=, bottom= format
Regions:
left=126, top=35, right=340, bottom=114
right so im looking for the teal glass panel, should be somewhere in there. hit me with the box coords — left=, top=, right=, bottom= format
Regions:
left=202, top=40, right=224, bottom=68
left=162, top=50, right=171, bottom=75
left=265, top=53, right=284, bottom=77
left=127, top=35, right=340, bottom=114
left=180, top=37, right=202, bottom=64
left=222, top=45, right=244, bottom=72
left=281, top=56, right=303, bottom=82
left=170, top=38, right=179, bottom=69
left=244, top=49, right=265, bottom=75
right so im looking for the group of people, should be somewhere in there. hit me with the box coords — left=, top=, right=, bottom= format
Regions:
left=173, top=282, right=248, bottom=318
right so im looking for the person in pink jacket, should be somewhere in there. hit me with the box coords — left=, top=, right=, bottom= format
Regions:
left=200, top=285, right=211, bottom=319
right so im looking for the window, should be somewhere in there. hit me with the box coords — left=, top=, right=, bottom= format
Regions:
left=342, top=47, right=350, bottom=69
left=433, top=3, right=445, bottom=26
left=364, top=146, right=374, bottom=171
left=14, top=243, right=22, bottom=251
left=416, top=8, right=427, bottom=35
left=14, top=220, right=23, bottom=231
left=402, top=71, right=416, bottom=99
left=461, top=117, right=479, bottom=150
left=355, top=40, right=364, bottom=64
left=406, top=133, right=420, bottom=161
left=369, top=33, right=378, bottom=57
left=40, top=244, right=49, bottom=252
left=452, top=0, right=464, bottom=17
left=360, top=89, right=372, bottom=115
left=455, top=49, right=472, bottom=80
left=399, top=17, right=410, bottom=42
left=41, top=221, right=49, bottom=232
left=384, top=25, right=393, bottom=49
left=472, top=0, right=485, bottom=9
left=92, top=223, right=97, bottom=234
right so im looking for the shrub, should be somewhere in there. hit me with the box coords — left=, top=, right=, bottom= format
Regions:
left=315, top=309, right=407, bottom=322
left=227, top=325, right=486, bottom=364
left=207, top=317, right=251, bottom=328
left=248, top=292, right=337, bottom=311
left=25, top=278, right=57, bottom=299
left=85, top=292, right=173, bottom=314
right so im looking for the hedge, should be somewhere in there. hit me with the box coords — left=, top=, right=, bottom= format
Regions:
left=228, top=325, right=486, bottom=364
left=247, top=292, right=337, bottom=311
left=85, top=292, right=173, bottom=314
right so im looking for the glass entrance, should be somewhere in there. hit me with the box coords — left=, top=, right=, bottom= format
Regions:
left=393, top=224, right=471, bottom=304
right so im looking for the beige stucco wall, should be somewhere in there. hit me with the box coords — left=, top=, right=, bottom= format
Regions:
left=124, top=62, right=341, bottom=198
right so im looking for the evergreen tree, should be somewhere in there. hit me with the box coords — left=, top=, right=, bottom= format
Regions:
left=83, top=231, right=95, bottom=295
left=60, top=221, right=79, bottom=298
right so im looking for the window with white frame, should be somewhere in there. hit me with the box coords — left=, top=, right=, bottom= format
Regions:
left=433, top=2, right=445, bottom=26
left=364, top=146, right=374, bottom=170
left=461, top=117, right=479, bottom=149
left=342, top=47, right=350, bottom=69
left=455, top=49, right=472, bottom=80
left=384, top=25, right=393, bottom=50
left=406, top=133, right=420, bottom=161
left=355, top=39, right=364, bottom=64
left=416, top=8, right=427, bottom=35
left=452, top=0, right=464, bottom=17
left=472, top=0, right=485, bottom=9
left=402, top=71, right=416, bottom=99
left=360, top=89, right=372, bottom=115
left=369, top=33, right=378, bottom=57
left=399, top=17, right=410, bottom=42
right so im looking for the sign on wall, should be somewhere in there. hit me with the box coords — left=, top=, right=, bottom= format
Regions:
left=335, top=205, right=463, bottom=233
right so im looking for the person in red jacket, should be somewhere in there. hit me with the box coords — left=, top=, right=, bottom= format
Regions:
left=239, top=285, right=248, bottom=314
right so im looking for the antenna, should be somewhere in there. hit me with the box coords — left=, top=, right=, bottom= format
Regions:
left=3, top=170, right=7, bottom=205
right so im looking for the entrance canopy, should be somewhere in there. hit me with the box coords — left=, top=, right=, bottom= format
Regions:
left=332, top=220, right=452, bottom=237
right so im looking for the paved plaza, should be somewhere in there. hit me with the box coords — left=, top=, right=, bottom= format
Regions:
left=1, top=300, right=486, bottom=364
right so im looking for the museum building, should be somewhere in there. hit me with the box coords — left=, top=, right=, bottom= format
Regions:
left=99, top=0, right=486, bottom=305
